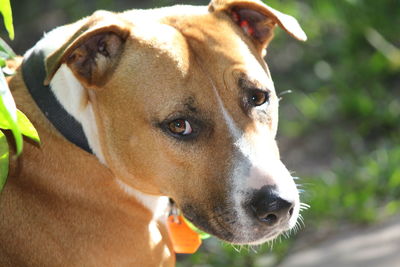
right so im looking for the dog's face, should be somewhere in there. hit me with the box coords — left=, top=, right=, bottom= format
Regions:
left=46, top=0, right=306, bottom=244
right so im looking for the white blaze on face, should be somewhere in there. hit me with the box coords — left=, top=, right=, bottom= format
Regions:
left=202, top=40, right=300, bottom=233
left=206, top=77, right=250, bottom=233
left=235, top=124, right=300, bottom=228
left=231, top=124, right=299, bottom=228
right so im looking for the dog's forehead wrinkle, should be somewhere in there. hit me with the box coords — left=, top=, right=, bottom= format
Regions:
left=191, top=55, right=244, bottom=141
left=164, top=96, right=210, bottom=122
left=233, top=40, right=275, bottom=90
left=183, top=96, right=198, bottom=112
left=239, top=74, right=274, bottom=93
left=245, top=66, right=275, bottom=91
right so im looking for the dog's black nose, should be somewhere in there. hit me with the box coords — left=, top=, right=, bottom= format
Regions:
left=250, top=186, right=294, bottom=226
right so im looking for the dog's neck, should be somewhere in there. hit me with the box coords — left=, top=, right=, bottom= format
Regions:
left=22, top=28, right=168, bottom=218
left=22, top=50, right=92, bottom=154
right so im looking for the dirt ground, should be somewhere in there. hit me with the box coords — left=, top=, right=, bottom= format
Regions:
left=279, top=215, right=400, bottom=267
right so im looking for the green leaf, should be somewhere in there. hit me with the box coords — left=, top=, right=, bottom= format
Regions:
left=0, top=0, right=14, bottom=40
left=0, top=37, right=15, bottom=58
left=0, top=70, right=22, bottom=154
left=16, top=110, right=40, bottom=143
left=0, top=50, right=10, bottom=60
left=183, top=217, right=211, bottom=240
left=0, top=130, right=9, bottom=192
left=0, top=57, right=5, bottom=68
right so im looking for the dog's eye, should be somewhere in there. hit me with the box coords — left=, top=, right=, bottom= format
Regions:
left=248, top=89, right=269, bottom=107
left=168, top=119, right=193, bottom=136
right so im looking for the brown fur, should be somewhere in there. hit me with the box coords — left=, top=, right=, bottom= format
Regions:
left=0, top=0, right=306, bottom=265
left=1, top=71, right=174, bottom=266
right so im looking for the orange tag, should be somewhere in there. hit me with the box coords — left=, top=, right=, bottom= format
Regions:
left=167, top=215, right=201, bottom=254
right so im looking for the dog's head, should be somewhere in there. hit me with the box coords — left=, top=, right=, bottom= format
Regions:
left=44, top=0, right=306, bottom=244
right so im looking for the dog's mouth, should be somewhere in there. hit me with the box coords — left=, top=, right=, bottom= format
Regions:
left=181, top=201, right=298, bottom=244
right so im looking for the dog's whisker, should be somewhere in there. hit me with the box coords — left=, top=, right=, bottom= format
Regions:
left=249, top=245, right=258, bottom=253
left=287, top=228, right=292, bottom=237
left=270, top=238, right=275, bottom=250
left=298, top=214, right=306, bottom=228
left=300, top=207, right=308, bottom=211
left=300, top=202, right=311, bottom=209
left=266, top=239, right=273, bottom=251
left=278, top=89, right=293, bottom=98
left=294, top=225, right=299, bottom=234
left=230, top=244, right=241, bottom=253
left=298, top=182, right=313, bottom=187
left=281, top=232, right=286, bottom=239
left=283, top=231, right=290, bottom=239
left=289, top=229, right=294, bottom=237
left=294, top=221, right=301, bottom=234
left=296, top=183, right=306, bottom=188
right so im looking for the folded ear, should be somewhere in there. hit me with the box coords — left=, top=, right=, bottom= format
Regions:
left=44, top=11, right=131, bottom=88
left=209, top=0, right=307, bottom=50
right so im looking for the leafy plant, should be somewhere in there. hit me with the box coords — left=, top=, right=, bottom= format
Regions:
left=0, top=0, right=39, bottom=192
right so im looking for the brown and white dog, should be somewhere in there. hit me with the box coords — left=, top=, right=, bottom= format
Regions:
left=0, top=0, right=306, bottom=266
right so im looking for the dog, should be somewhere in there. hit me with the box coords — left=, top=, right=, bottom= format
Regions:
left=0, top=0, right=306, bottom=265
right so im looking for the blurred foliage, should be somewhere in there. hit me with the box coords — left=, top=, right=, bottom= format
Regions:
left=0, top=0, right=40, bottom=192
left=270, top=0, right=400, bottom=223
left=4, top=0, right=400, bottom=266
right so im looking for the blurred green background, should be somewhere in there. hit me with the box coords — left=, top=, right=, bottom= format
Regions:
left=4, top=0, right=400, bottom=266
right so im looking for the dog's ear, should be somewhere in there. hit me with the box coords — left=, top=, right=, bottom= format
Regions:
left=44, top=11, right=130, bottom=88
left=209, top=0, right=306, bottom=50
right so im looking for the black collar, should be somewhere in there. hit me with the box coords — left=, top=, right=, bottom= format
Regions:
left=22, top=49, right=93, bottom=154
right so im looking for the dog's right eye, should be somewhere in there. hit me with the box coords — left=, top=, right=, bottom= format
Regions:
left=168, top=119, right=193, bottom=136
left=159, top=115, right=205, bottom=141
left=168, top=119, right=193, bottom=135
left=248, top=89, right=270, bottom=107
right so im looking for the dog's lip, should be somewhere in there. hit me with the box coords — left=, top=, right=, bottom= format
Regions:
left=213, top=223, right=284, bottom=244
left=182, top=209, right=291, bottom=244
left=181, top=210, right=237, bottom=241
left=230, top=229, right=282, bottom=245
